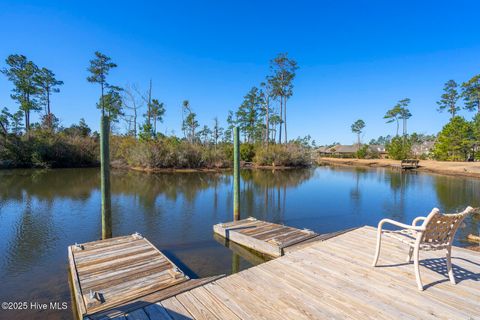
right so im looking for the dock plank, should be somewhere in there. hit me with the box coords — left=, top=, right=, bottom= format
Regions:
left=68, top=234, right=190, bottom=319
left=71, top=226, right=480, bottom=320
left=90, top=276, right=223, bottom=320
left=161, top=298, right=194, bottom=320
left=188, top=286, right=240, bottom=320
left=213, top=219, right=321, bottom=257
left=158, top=226, right=479, bottom=319
left=175, top=292, right=218, bottom=320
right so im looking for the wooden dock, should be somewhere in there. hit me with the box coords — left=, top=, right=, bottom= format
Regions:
left=101, top=226, right=479, bottom=320
left=401, top=159, right=420, bottom=170
left=213, top=217, right=324, bottom=257
left=68, top=233, right=222, bottom=320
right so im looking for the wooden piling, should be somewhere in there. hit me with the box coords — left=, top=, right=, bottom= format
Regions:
left=231, top=253, right=240, bottom=274
left=233, top=127, right=240, bottom=221
left=100, top=116, right=112, bottom=239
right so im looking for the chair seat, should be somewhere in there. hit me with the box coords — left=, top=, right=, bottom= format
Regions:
left=383, top=229, right=449, bottom=251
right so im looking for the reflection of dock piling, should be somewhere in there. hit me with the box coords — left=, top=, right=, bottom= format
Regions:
left=213, top=233, right=272, bottom=266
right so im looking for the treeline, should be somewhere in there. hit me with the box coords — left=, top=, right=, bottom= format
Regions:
left=0, top=52, right=313, bottom=168
left=343, top=76, right=480, bottom=161
left=433, top=78, right=480, bottom=161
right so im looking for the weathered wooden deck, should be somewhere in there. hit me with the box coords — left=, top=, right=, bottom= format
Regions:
left=213, top=217, right=323, bottom=257
left=68, top=233, right=222, bottom=320
left=401, top=159, right=420, bottom=170
left=107, top=226, right=479, bottom=319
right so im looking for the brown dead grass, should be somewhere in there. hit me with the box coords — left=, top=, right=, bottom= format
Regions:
left=318, top=158, right=480, bottom=179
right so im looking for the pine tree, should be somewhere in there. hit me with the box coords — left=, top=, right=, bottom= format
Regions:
left=236, top=87, right=264, bottom=143
left=150, top=99, right=165, bottom=135
left=35, top=68, right=63, bottom=128
left=2, top=54, right=41, bottom=131
left=96, top=87, right=124, bottom=123
left=461, top=75, right=480, bottom=114
left=437, top=80, right=460, bottom=119
left=433, top=116, right=474, bottom=161
left=87, top=51, right=118, bottom=117
left=351, top=119, right=365, bottom=146
left=268, top=53, right=298, bottom=143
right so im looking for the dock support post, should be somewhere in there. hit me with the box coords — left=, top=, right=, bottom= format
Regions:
left=233, top=127, right=240, bottom=221
left=101, top=116, right=112, bottom=239
left=231, top=253, right=240, bottom=273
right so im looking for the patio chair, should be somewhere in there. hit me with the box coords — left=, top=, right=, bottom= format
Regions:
left=372, top=206, right=474, bottom=290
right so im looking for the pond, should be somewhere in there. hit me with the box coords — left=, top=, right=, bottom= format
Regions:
left=0, top=166, right=479, bottom=319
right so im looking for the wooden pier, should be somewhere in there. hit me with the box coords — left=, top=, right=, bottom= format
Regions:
left=213, top=217, right=347, bottom=257
left=68, top=233, right=222, bottom=320
left=401, top=159, right=420, bottom=170
left=70, top=226, right=480, bottom=319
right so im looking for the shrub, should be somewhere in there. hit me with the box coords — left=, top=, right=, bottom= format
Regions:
left=433, top=116, right=474, bottom=161
left=240, top=143, right=255, bottom=162
left=122, top=138, right=231, bottom=169
left=386, top=136, right=412, bottom=160
left=0, top=129, right=98, bottom=168
left=253, top=144, right=311, bottom=167
left=0, top=130, right=312, bottom=169
left=356, top=145, right=369, bottom=159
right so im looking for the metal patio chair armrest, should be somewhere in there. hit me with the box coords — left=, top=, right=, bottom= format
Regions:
left=412, top=216, right=427, bottom=227
left=378, top=218, right=425, bottom=232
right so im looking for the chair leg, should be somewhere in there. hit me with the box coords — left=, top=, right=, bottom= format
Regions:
left=446, top=246, right=456, bottom=284
left=413, top=246, right=423, bottom=291
left=372, top=229, right=382, bottom=267
left=407, top=247, right=414, bottom=263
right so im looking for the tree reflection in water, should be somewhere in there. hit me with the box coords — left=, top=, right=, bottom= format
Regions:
left=0, top=167, right=479, bottom=320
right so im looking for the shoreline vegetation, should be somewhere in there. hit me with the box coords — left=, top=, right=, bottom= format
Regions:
left=318, top=157, right=480, bottom=179
left=0, top=131, right=313, bottom=170
left=0, top=52, right=319, bottom=170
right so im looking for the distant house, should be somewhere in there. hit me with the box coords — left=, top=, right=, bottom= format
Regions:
left=316, top=144, right=387, bottom=158
left=329, top=144, right=359, bottom=156
left=411, top=141, right=435, bottom=158
left=368, top=144, right=387, bottom=158
left=316, top=146, right=331, bottom=155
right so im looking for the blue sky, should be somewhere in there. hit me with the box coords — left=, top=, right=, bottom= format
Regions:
left=1, top=0, right=479, bottom=144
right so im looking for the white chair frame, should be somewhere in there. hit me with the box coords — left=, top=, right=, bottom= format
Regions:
left=372, top=206, right=473, bottom=290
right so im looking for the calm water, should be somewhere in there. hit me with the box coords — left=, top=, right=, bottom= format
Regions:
left=0, top=166, right=479, bottom=319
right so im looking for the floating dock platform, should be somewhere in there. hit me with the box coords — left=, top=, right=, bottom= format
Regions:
left=213, top=217, right=343, bottom=257
left=68, top=233, right=221, bottom=320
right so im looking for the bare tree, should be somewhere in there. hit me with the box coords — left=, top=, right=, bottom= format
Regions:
left=261, top=81, right=273, bottom=146
left=123, top=83, right=143, bottom=137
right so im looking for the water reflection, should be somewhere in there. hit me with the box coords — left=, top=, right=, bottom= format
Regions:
left=0, top=167, right=479, bottom=320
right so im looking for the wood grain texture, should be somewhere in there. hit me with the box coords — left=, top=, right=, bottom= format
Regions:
left=68, top=246, right=87, bottom=320
left=213, top=219, right=320, bottom=257
left=68, top=234, right=189, bottom=319
left=74, top=227, right=479, bottom=320
left=154, top=226, right=480, bottom=320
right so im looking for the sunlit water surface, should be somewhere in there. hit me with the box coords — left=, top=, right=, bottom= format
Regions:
left=0, top=167, right=479, bottom=319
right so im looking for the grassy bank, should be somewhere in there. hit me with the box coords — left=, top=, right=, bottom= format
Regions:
left=0, top=131, right=98, bottom=168
left=0, top=130, right=312, bottom=169
left=112, top=136, right=312, bottom=169
left=317, top=157, right=480, bottom=179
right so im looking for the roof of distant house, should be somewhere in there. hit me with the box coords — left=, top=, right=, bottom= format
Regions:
left=317, top=144, right=387, bottom=154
